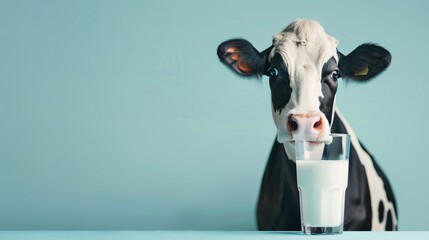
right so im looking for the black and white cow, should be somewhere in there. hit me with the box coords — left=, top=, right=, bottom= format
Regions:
left=217, top=19, right=398, bottom=231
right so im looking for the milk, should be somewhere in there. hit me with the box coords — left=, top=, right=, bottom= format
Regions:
left=296, top=160, right=349, bottom=227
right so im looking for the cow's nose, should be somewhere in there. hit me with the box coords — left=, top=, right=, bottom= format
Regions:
left=287, top=114, right=323, bottom=135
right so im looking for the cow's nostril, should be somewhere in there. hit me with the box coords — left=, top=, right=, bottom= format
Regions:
left=313, top=117, right=322, bottom=129
left=288, top=116, right=298, bottom=131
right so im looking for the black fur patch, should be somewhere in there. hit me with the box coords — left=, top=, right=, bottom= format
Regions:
left=320, top=57, right=339, bottom=125
left=268, top=54, right=292, bottom=112
left=378, top=200, right=385, bottom=223
left=386, top=210, right=393, bottom=231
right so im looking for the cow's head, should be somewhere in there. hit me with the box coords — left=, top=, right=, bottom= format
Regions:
left=217, top=19, right=391, bottom=160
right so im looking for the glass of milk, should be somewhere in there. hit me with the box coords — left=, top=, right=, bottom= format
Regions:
left=294, top=134, right=350, bottom=235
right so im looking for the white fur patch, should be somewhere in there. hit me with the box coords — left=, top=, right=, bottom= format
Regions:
left=269, top=20, right=338, bottom=145
left=335, top=109, right=397, bottom=230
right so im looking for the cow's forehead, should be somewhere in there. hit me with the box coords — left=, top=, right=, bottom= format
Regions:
left=269, top=20, right=339, bottom=70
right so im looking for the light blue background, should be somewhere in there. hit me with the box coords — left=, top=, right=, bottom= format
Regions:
left=0, top=0, right=427, bottom=230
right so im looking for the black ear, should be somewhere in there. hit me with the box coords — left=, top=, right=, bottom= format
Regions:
left=339, top=43, right=391, bottom=81
left=217, top=39, right=269, bottom=77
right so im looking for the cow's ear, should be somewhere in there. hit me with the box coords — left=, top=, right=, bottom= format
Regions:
left=339, top=43, right=391, bottom=82
left=217, top=39, right=268, bottom=77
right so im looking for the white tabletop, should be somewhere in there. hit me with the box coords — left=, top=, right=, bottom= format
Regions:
left=0, top=231, right=428, bottom=240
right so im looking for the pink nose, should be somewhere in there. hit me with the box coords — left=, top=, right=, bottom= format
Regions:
left=287, top=113, right=323, bottom=135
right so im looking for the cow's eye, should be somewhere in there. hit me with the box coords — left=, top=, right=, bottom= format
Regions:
left=331, top=70, right=340, bottom=80
left=266, top=67, right=278, bottom=77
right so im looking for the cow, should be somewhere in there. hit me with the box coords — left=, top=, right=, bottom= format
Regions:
left=216, top=19, right=397, bottom=231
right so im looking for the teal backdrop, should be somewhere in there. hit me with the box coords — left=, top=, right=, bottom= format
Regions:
left=1, top=0, right=427, bottom=230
